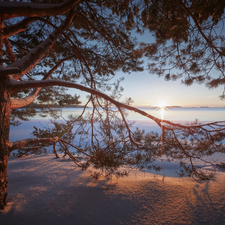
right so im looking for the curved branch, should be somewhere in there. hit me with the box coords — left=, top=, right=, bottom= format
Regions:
left=8, top=39, right=30, bottom=53
left=4, top=17, right=39, bottom=37
left=9, top=78, right=163, bottom=126
left=58, top=140, right=81, bottom=166
left=59, top=138, right=92, bottom=158
left=10, top=88, right=41, bottom=109
left=9, top=137, right=58, bottom=152
left=10, top=78, right=225, bottom=133
left=4, top=38, right=16, bottom=62
left=10, top=55, right=75, bottom=109
left=118, top=106, right=142, bottom=147
left=9, top=10, right=76, bottom=80
left=0, top=0, right=80, bottom=19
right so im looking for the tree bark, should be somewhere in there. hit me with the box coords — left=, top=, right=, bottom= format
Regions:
left=0, top=19, right=4, bottom=66
left=0, top=0, right=80, bottom=19
left=0, top=77, right=11, bottom=210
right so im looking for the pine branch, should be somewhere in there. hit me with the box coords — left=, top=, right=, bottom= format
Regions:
left=177, top=0, right=225, bottom=57
left=0, top=0, right=80, bottom=19
left=9, top=137, right=58, bottom=152
left=10, top=55, right=75, bottom=109
left=4, top=17, right=39, bottom=37
left=8, top=9, right=76, bottom=80
left=10, top=88, right=41, bottom=109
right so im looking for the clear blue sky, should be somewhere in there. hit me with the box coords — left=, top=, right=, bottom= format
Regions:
left=113, top=69, right=225, bottom=107
left=72, top=67, right=225, bottom=107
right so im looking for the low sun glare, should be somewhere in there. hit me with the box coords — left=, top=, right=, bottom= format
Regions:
left=157, top=101, right=168, bottom=120
left=157, top=101, right=168, bottom=108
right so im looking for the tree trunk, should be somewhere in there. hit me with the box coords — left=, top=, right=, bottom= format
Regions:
left=0, top=77, right=11, bottom=210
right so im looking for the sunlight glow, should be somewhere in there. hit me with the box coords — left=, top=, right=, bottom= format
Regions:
left=160, top=108, right=164, bottom=120
left=157, top=101, right=169, bottom=120
left=157, top=101, right=168, bottom=108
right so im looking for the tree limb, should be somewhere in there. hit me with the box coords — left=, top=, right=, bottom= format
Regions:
left=118, top=106, right=142, bottom=147
left=4, top=17, right=40, bottom=37
left=0, top=0, right=80, bottom=19
left=9, top=137, right=58, bottom=152
left=10, top=55, right=75, bottom=109
left=0, top=58, right=12, bottom=63
left=8, top=39, right=30, bottom=53
left=8, top=9, right=76, bottom=80
left=10, top=78, right=225, bottom=133
left=10, top=88, right=41, bottom=110
left=33, top=16, right=95, bottom=88
left=0, top=65, right=20, bottom=77
left=4, top=38, right=16, bottom=62
left=9, top=78, right=164, bottom=126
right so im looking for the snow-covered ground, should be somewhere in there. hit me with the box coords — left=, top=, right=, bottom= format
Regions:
left=1, top=154, right=225, bottom=225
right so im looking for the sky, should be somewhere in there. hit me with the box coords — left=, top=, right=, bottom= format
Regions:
left=72, top=30, right=225, bottom=108
left=72, top=67, right=225, bottom=108
left=116, top=27, right=225, bottom=108
left=114, top=69, right=225, bottom=107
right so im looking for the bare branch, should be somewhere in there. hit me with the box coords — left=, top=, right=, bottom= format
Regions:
left=10, top=88, right=41, bottom=109
left=4, top=38, right=16, bottom=62
left=0, top=0, right=80, bottom=19
left=118, top=106, right=142, bottom=147
left=8, top=39, right=30, bottom=53
left=9, top=137, right=58, bottom=152
left=59, top=138, right=93, bottom=158
left=0, top=65, right=20, bottom=77
left=177, top=0, right=225, bottom=56
left=9, top=9, right=76, bottom=80
left=10, top=55, right=75, bottom=109
left=53, top=142, right=59, bottom=158
left=10, top=78, right=225, bottom=134
left=0, top=58, right=12, bottom=63
left=58, top=140, right=81, bottom=166
left=10, top=78, right=163, bottom=125
left=4, top=17, right=39, bottom=37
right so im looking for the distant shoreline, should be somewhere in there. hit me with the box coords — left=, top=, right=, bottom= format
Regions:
left=135, top=106, right=225, bottom=109
left=21, top=103, right=225, bottom=110
left=21, top=103, right=89, bottom=109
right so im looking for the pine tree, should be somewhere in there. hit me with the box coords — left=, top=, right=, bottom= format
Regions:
left=1, top=0, right=225, bottom=210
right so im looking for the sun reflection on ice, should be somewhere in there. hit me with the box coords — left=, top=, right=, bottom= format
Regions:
left=160, top=108, right=164, bottom=120
left=157, top=101, right=168, bottom=120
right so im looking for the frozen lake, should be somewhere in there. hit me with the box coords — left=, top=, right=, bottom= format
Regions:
left=10, top=107, right=225, bottom=142
left=9, top=107, right=225, bottom=179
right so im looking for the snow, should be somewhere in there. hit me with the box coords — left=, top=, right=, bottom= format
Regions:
left=1, top=154, right=225, bottom=225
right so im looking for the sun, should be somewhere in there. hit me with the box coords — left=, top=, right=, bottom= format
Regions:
left=157, top=101, right=168, bottom=108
